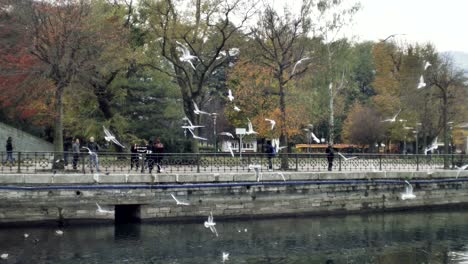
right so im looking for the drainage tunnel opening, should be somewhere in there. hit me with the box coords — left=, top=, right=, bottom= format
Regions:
left=115, top=204, right=141, bottom=224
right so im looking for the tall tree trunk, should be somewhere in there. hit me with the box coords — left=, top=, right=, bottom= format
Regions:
left=279, top=82, right=288, bottom=169
left=329, top=82, right=334, bottom=145
left=53, top=86, right=64, bottom=170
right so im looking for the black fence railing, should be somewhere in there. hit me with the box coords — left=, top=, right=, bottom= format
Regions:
left=0, top=152, right=466, bottom=174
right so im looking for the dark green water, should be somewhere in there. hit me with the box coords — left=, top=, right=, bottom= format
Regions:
left=1, top=210, right=468, bottom=263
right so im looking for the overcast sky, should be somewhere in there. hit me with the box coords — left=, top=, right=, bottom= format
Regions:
left=271, top=0, right=468, bottom=53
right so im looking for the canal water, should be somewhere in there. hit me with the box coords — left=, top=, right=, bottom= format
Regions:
left=1, top=209, right=468, bottom=263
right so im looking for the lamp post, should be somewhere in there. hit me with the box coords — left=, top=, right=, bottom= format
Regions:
left=210, top=113, right=218, bottom=153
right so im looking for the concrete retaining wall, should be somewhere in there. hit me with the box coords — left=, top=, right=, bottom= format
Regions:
left=0, top=170, right=467, bottom=224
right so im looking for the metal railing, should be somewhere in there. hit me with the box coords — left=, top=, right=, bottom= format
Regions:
left=0, top=151, right=466, bottom=174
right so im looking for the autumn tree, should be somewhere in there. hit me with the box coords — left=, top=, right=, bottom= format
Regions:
left=140, top=0, right=253, bottom=152
left=342, top=103, right=384, bottom=151
left=427, top=55, right=467, bottom=168
left=251, top=2, right=313, bottom=158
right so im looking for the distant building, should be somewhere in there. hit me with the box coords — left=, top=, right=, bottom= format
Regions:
left=454, top=122, right=468, bottom=153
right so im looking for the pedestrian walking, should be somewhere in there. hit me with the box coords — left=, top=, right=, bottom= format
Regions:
left=154, top=138, right=164, bottom=173
left=5, top=137, right=13, bottom=164
left=265, top=140, right=275, bottom=171
left=326, top=144, right=334, bottom=171
left=87, top=136, right=100, bottom=173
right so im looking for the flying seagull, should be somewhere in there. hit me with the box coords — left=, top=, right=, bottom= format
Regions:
left=233, top=105, right=241, bottom=112
left=417, top=75, right=426, bottom=89
left=401, top=180, right=416, bottom=200
left=188, top=128, right=208, bottom=141
left=381, top=109, right=402, bottom=122
left=424, top=61, right=432, bottom=70
left=193, top=101, right=210, bottom=115
left=170, top=193, right=190, bottom=206
left=310, top=131, right=320, bottom=143
left=246, top=118, right=258, bottom=135
left=291, top=57, right=310, bottom=75
left=0, top=254, right=8, bottom=260
left=277, top=172, right=286, bottom=181
left=424, top=137, right=438, bottom=155
left=55, top=230, right=64, bottom=236
left=204, top=211, right=218, bottom=237
left=96, top=203, right=115, bottom=214
left=248, top=164, right=262, bottom=181
left=222, top=252, right=230, bottom=263
left=227, top=89, right=234, bottom=101
left=93, top=173, right=100, bottom=183
left=181, top=117, right=205, bottom=130
left=228, top=145, right=235, bottom=157
left=103, top=126, right=126, bottom=149
left=455, top=164, right=468, bottom=179
left=265, top=118, right=276, bottom=130
left=218, top=132, right=234, bottom=138
left=380, top=33, right=405, bottom=43
left=337, top=152, right=357, bottom=161
left=176, top=41, right=198, bottom=70
left=81, top=147, right=96, bottom=156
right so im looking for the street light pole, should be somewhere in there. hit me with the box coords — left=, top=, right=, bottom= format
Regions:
left=211, top=113, right=218, bottom=153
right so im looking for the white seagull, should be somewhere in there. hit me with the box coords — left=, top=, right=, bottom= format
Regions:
left=170, top=193, right=190, bottom=206
left=222, top=252, right=230, bottom=263
left=424, top=137, right=438, bottom=155
left=228, top=145, right=235, bottom=157
left=227, top=89, right=234, bottom=102
left=93, top=173, right=100, bottom=183
left=248, top=164, right=262, bottom=181
left=55, top=230, right=64, bottom=236
left=424, top=61, right=432, bottom=70
left=401, top=180, right=416, bottom=200
left=181, top=117, right=205, bottom=130
left=265, top=118, right=276, bottom=130
left=455, top=164, right=468, bottom=179
left=417, top=75, right=426, bottom=89
left=246, top=118, right=258, bottom=135
left=337, top=152, right=358, bottom=161
left=81, top=147, right=96, bottom=156
left=24, top=233, right=29, bottom=238
left=103, top=126, right=126, bottom=149
left=187, top=128, right=208, bottom=141
left=193, top=101, right=210, bottom=115
left=96, top=203, right=115, bottom=214
left=204, top=212, right=218, bottom=237
left=176, top=41, right=198, bottom=70
left=291, top=57, right=310, bottom=75
left=277, top=172, right=286, bottom=181
left=233, top=105, right=241, bottom=112
left=310, top=131, right=320, bottom=143
left=219, top=132, right=234, bottom=138
left=0, top=254, right=8, bottom=260
left=381, top=109, right=402, bottom=122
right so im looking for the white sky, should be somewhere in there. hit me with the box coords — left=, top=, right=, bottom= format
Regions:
left=351, top=0, right=468, bottom=52
left=271, top=0, right=468, bottom=53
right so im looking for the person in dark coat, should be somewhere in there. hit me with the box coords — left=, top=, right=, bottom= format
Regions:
left=72, top=138, right=80, bottom=170
left=265, top=140, right=275, bottom=171
left=5, top=137, right=13, bottom=163
left=154, top=138, right=164, bottom=173
left=326, top=144, right=334, bottom=171
left=130, top=143, right=139, bottom=171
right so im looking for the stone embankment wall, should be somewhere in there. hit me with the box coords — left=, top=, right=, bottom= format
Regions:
left=0, top=170, right=467, bottom=224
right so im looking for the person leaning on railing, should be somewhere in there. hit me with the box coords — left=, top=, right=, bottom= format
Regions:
left=88, top=137, right=100, bottom=173
left=72, top=138, right=80, bottom=170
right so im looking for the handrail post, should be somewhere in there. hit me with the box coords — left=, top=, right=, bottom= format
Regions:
left=17, top=152, right=21, bottom=173
left=81, top=153, right=86, bottom=174
left=338, top=154, right=342, bottom=171
left=416, top=154, right=419, bottom=171
left=295, top=153, right=298, bottom=171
